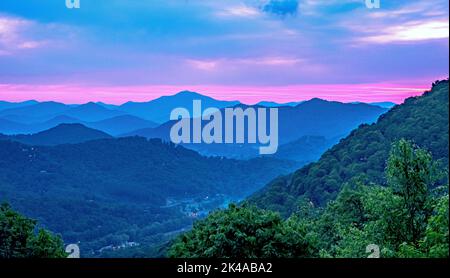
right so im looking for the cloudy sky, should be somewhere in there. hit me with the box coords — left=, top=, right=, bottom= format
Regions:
left=0, top=0, right=448, bottom=104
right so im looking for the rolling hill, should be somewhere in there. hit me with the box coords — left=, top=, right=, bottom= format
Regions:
left=0, top=110, right=157, bottom=136
left=0, top=118, right=30, bottom=134
left=64, top=102, right=125, bottom=122
left=0, top=101, right=126, bottom=123
left=0, top=100, right=38, bottom=111
left=0, top=101, right=70, bottom=123
left=85, top=115, right=157, bottom=136
left=0, top=123, right=113, bottom=146
left=39, top=115, right=81, bottom=128
left=0, top=135, right=299, bottom=256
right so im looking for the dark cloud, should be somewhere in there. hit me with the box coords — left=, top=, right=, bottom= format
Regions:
left=260, top=0, right=299, bottom=16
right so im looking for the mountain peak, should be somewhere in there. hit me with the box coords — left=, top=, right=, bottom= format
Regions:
left=27, top=123, right=112, bottom=145
left=1, top=123, right=112, bottom=146
left=65, top=102, right=124, bottom=121
left=307, top=98, right=328, bottom=103
left=78, top=102, right=103, bottom=108
left=51, top=123, right=86, bottom=129
left=38, top=122, right=109, bottom=135
left=67, top=102, right=107, bottom=113
left=174, top=90, right=205, bottom=98
left=40, top=101, right=66, bottom=106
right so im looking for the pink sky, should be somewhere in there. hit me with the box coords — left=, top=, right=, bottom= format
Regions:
left=0, top=82, right=431, bottom=105
left=0, top=1, right=447, bottom=107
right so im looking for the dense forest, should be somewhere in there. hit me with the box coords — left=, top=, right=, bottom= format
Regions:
left=249, top=80, right=449, bottom=216
left=0, top=136, right=299, bottom=256
left=169, top=80, right=449, bottom=258
left=169, top=139, right=449, bottom=258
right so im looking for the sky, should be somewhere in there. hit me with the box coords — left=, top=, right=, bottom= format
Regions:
left=0, top=0, right=448, bottom=104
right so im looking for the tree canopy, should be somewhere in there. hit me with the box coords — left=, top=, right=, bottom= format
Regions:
left=0, top=203, right=66, bottom=258
left=169, top=140, right=449, bottom=258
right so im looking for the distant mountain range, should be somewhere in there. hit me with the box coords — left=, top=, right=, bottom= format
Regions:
left=256, top=101, right=303, bottom=107
left=255, top=101, right=396, bottom=109
left=0, top=91, right=393, bottom=136
left=351, top=101, right=396, bottom=109
left=257, top=100, right=396, bottom=109
left=0, top=101, right=125, bottom=122
left=0, top=92, right=391, bottom=161
left=0, top=100, right=38, bottom=111
left=0, top=103, right=158, bottom=136
left=0, top=91, right=241, bottom=135
left=124, top=98, right=387, bottom=161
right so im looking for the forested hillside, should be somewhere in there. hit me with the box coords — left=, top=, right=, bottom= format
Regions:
left=168, top=80, right=449, bottom=258
left=169, top=132, right=449, bottom=258
left=0, top=136, right=298, bottom=256
left=249, top=80, right=449, bottom=215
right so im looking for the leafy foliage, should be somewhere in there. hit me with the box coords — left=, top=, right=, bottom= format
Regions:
left=386, top=139, right=439, bottom=244
left=315, top=140, right=447, bottom=258
left=168, top=204, right=317, bottom=258
left=0, top=203, right=66, bottom=258
left=169, top=140, right=448, bottom=258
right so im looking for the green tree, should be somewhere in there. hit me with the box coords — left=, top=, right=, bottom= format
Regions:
left=0, top=203, right=66, bottom=258
left=325, top=140, right=447, bottom=258
left=169, top=139, right=448, bottom=258
left=387, top=139, right=439, bottom=245
left=167, top=204, right=317, bottom=258
left=421, top=194, right=449, bottom=257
